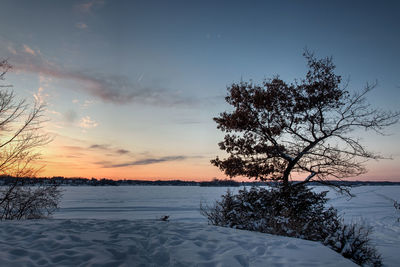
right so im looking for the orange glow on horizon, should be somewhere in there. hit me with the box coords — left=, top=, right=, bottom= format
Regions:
left=36, top=156, right=400, bottom=182
left=30, top=115, right=400, bottom=183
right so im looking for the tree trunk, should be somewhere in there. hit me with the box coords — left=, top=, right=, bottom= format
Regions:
left=282, top=172, right=289, bottom=189
left=282, top=161, right=295, bottom=189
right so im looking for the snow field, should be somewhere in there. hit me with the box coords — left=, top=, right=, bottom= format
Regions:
left=0, top=219, right=356, bottom=267
left=0, top=185, right=398, bottom=266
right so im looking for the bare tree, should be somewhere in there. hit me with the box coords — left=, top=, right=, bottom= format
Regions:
left=212, top=51, right=399, bottom=190
left=0, top=59, right=61, bottom=220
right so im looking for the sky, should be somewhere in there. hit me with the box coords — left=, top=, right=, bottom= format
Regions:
left=0, top=0, right=399, bottom=181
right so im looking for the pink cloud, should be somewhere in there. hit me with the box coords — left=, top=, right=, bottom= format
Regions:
left=23, top=44, right=36, bottom=56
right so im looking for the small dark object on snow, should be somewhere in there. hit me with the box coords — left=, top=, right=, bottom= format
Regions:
left=160, top=215, right=169, bottom=222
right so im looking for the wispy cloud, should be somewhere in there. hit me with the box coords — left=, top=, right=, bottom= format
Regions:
left=90, top=144, right=109, bottom=150
left=10, top=50, right=192, bottom=105
left=71, top=98, right=96, bottom=109
left=49, top=110, right=61, bottom=116
left=23, top=44, right=36, bottom=56
left=79, top=116, right=98, bottom=129
left=100, top=155, right=187, bottom=168
left=33, top=86, right=49, bottom=104
left=1, top=39, right=197, bottom=106
left=7, top=45, right=17, bottom=55
left=82, top=99, right=95, bottom=108
left=89, top=144, right=131, bottom=155
left=75, top=0, right=104, bottom=13
left=75, top=22, right=88, bottom=29
left=116, top=149, right=129, bottom=154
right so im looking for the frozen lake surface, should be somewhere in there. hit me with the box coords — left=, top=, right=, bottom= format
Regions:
left=54, top=186, right=235, bottom=222
left=52, top=185, right=400, bottom=266
left=54, top=185, right=399, bottom=223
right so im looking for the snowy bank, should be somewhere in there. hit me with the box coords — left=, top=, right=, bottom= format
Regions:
left=0, top=219, right=356, bottom=266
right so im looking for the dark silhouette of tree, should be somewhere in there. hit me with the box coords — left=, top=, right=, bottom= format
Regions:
left=0, top=59, right=61, bottom=220
left=212, top=51, right=399, bottom=190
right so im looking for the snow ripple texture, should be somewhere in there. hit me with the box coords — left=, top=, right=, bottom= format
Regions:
left=0, top=219, right=356, bottom=267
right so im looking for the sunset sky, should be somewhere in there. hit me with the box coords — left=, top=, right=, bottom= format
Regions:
left=0, top=0, right=399, bottom=181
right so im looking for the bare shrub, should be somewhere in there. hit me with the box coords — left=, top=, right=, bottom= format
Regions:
left=0, top=179, right=61, bottom=220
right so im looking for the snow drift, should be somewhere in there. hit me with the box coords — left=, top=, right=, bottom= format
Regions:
left=0, top=219, right=356, bottom=266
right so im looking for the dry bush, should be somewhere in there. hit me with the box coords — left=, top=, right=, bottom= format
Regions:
left=0, top=179, right=61, bottom=220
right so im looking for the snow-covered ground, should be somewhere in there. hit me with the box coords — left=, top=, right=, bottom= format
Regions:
left=0, top=219, right=356, bottom=266
left=0, top=185, right=398, bottom=266
left=322, top=186, right=400, bottom=267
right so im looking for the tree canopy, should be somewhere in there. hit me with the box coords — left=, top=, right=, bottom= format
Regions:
left=212, top=52, right=399, bottom=189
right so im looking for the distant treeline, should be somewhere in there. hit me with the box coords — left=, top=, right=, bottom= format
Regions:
left=0, top=175, right=399, bottom=187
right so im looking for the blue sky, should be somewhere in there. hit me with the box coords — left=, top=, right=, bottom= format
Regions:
left=0, top=0, right=399, bottom=180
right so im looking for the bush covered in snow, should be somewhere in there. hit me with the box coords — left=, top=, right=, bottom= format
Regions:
left=325, top=223, right=382, bottom=266
left=201, top=185, right=382, bottom=266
